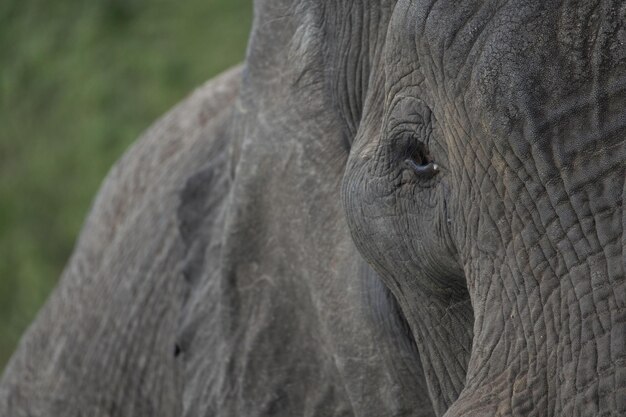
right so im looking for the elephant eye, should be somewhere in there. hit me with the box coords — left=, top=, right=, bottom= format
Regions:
left=403, top=141, right=440, bottom=179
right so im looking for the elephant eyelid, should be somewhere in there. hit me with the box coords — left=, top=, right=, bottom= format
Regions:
left=404, top=159, right=440, bottom=178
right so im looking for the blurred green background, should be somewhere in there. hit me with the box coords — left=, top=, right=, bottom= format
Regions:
left=0, top=0, right=252, bottom=371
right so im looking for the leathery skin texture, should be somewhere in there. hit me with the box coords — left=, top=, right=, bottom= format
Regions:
left=1, top=1, right=625, bottom=416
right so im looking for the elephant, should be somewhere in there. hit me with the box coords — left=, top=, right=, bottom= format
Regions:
left=1, top=0, right=625, bottom=416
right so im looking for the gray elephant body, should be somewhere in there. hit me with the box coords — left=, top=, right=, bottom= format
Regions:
left=1, top=1, right=625, bottom=416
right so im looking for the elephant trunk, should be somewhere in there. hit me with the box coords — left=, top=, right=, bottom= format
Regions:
left=448, top=152, right=626, bottom=416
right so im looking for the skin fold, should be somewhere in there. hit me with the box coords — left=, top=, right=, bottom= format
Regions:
left=1, top=1, right=624, bottom=416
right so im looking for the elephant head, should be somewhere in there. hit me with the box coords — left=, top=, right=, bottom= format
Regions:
left=1, top=1, right=624, bottom=417
left=341, top=0, right=626, bottom=415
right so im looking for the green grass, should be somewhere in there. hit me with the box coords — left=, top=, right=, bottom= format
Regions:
left=0, top=0, right=252, bottom=371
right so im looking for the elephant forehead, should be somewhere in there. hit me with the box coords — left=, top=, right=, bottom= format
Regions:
left=405, top=0, right=625, bottom=95
left=384, top=1, right=549, bottom=134
left=385, top=0, right=626, bottom=173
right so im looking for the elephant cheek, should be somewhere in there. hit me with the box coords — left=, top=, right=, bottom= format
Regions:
left=342, top=155, right=399, bottom=283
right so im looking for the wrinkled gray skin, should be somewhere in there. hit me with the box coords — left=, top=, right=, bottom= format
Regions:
left=1, top=1, right=625, bottom=416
